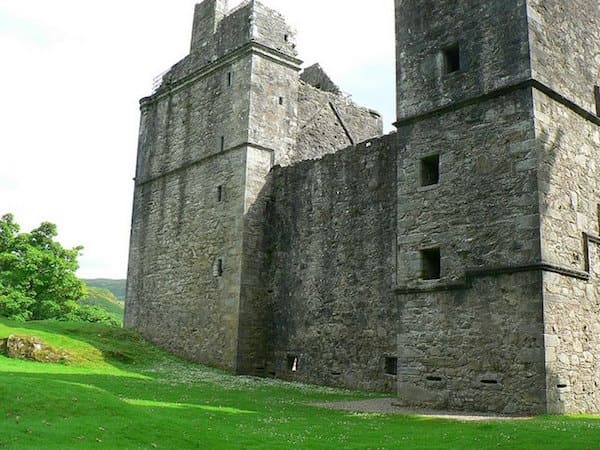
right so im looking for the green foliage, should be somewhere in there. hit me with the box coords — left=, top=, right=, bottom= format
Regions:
left=1, top=319, right=600, bottom=449
left=0, top=213, right=96, bottom=323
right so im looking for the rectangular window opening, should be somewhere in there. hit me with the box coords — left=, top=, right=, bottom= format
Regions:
left=227, top=71, right=232, bottom=87
left=384, top=356, right=398, bottom=376
left=279, top=96, right=284, bottom=105
left=421, top=248, right=441, bottom=280
left=216, top=185, right=223, bottom=202
left=420, top=154, right=440, bottom=186
left=284, top=34, right=289, bottom=42
left=213, top=258, right=224, bottom=277
left=220, top=136, right=225, bottom=151
left=595, top=85, right=600, bottom=116
left=286, top=354, right=298, bottom=372
left=443, top=44, right=461, bottom=74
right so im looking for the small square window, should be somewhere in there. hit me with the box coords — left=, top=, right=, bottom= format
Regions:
left=421, top=248, right=441, bottom=280
left=443, top=44, right=461, bottom=74
left=384, top=356, right=398, bottom=376
left=420, top=154, right=440, bottom=186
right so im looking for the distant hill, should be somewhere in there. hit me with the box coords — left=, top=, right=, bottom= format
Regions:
left=83, top=279, right=126, bottom=301
left=80, top=279, right=126, bottom=323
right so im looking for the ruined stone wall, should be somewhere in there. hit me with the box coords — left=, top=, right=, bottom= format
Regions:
left=395, top=0, right=531, bottom=120
left=535, top=89, right=600, bottom=413
left=296, top=82, right=382, bottom=163
left=125, top=148, right=247, bottom=370
left=396, top=89, right=539, bottom=287
left=527, top=0, right=600, bottom=115
left=394, top=88, right=547, bottom=414
left=397, top=272, right=546, bottom=414
left=263, top=134, right=398, bottom=392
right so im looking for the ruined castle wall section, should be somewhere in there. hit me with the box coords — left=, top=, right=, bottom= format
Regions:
left=296, top=82, right=383, bottom=164
left=527, top=0, right=600, bottom=115
left=395, top=90, right=546, bottom=414
left=247, top=53, right=300, bottom=166
left=125, top=148, right=247, bottom=370
left=263, top=134, right=398, bottom=392
left=534, top=89, right=600, bottom=413
left=395, top=0, right=531, bottom=121
left=396, top=90, right=539, bottom=287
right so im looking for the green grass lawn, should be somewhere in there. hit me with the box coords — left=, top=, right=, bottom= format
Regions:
left=1, top=319, right=599, bottom=449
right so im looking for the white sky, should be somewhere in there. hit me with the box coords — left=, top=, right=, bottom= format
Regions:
left=0, top=0, right=396, bottom=279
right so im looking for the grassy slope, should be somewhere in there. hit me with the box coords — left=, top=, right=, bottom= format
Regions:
left=80, top=286, right=124, bottom=322
left=82, top=279, right=126, bottom=301
left=1, top=320, right=599, bottom=450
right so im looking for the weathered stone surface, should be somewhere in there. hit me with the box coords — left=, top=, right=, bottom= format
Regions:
left=2, top=335, right=69, bottom=363
left=126, top=0, right=600, bottom=414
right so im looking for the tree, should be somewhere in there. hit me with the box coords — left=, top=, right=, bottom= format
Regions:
left=0, top=214, right=93, bottom=321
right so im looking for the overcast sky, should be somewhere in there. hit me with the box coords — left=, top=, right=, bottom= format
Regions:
left=0, top=0, right=396, bottom=279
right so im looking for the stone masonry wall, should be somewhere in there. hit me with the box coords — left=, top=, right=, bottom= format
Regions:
left=535, top=89, right=600, bottom=413
left=262, top=134, right=398, bottom=392
left=126, top=148, right=246, bottom=370
left=397, top=272, right=546, bottom=414
left=296, top=82, right=382, bottom=163
left=527, top=0, right=600, bottom=115
left=396, top=89, right=539, bottom=287
left=395, top=0, right=530, bottom=120
left=394, top=87, right=546, bottom=413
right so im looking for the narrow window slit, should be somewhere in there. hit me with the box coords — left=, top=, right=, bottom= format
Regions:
left=426, top=376, right=443, bottom=382
left=286, top=355, right=298, bottom=372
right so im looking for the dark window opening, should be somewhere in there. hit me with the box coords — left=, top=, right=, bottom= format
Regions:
left=220, top=136, right=225, bottom=151
left=331, top=371, right=341, bottom=376
left=421, top=248, right=441, bottom=280
left=443, top=44, right=461, bottom=74
left=420, top=154, right=440, bottom=186
left=480, top=379, right=499, bottom=385
left=557, top=384, right=568, bottom=389
left=214, top=258, right=223, bottom=277
left=286, top=354, right=298, bottom=372
left=284, top=34, right=289, bottom=42
left=597, top=204, right=600, bottom=234
left=216, top=185, right=223, bottom=202
left=595, top=85, right=600, bottom=116
left=426, top=376, right=443, bottom=382
left=227, top=71, right=232, bottom=87
left=279, top=96, right=284, bottom=105
left=384, top=356, right=398, bottom=376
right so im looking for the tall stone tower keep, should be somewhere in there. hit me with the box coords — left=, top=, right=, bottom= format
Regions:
left=126, top=0, right=381, bottom=373
left=393, top=0, right=600, bottom=413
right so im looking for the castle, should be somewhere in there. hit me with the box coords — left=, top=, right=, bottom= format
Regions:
left=125, top=0, right=600, bottom=414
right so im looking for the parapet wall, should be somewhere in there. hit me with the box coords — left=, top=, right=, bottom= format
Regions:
left=262, top=134, right=398, bottom=391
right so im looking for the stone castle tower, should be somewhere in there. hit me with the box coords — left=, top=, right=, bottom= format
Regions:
left=127, top=0, right=600, bottom=414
